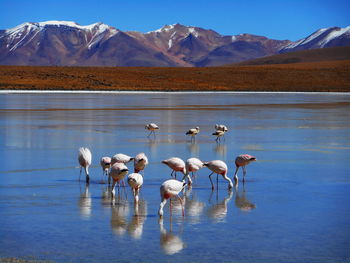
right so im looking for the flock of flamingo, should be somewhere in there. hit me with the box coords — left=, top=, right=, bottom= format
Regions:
left=78, top=123, right=257, bottom=218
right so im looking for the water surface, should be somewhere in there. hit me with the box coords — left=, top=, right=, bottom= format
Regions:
left=1, top=92, right=350, bottom=263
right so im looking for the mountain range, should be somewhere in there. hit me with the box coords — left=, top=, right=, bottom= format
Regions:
left=0, top=21, right=349, bottom=67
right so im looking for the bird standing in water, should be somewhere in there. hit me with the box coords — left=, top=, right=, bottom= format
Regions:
left=100, top=156, right=111, bottom=182
left=162, top=157, right=186, bottom=179
left=234, top=154, right=257, bottom=183
left=111, top=153, right=134, bottom=165
left=182, top=157, right=204, bottom=185
left=158, top=179, right=186, bottom=217
left=134, top=152, right=149, bottom=173
left=186, top=127, right=200, bottom=142
left=127, top=173, right=143, bottom=204
left=110, top=163, right=129, bottom=197
left=145, top=123, right=159, bottom=138
left=212, top=130, right=225, bottom=142
left=78, top=147, right=92, bottom=184
left=203, top=160, right=233, bottom=190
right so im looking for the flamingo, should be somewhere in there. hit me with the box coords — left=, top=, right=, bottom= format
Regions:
left=78, top=147, right=92, bottom=184
left=181, top=157, right=204, bottom=185
left=127, top=173, right=143, bottom=203
left=109, top=163, right=129, bottom=197
left=212, top=130, right=225, bottom=142
left=203, top=160, right=233, bottom=190
left=145, top=123, right=159, bottom=138
left=162, top=157, right=186, bottom=179
left=111, top=153, right=134, bottom=165
left=186, top=127, right=200, bottom=142
left=233, top=154, right=257, bottom=183
left=100, top=156, right=111, bottom=182
left=158, top=179, right=186, bottom=217
left=215, top=124, right=228, bottom=132
left=134, top=152, right=149, bottom=173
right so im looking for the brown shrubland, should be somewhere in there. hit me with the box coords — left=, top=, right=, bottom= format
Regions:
left=0, top=60, right=349, bottom=92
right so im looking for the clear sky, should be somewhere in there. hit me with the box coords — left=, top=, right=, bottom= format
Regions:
left=0, top=0, right=349, bottom=41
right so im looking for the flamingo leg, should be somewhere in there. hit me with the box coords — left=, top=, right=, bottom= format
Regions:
left=79, top=167, right=82, bottom=181
left=171, top=170, right=174, bottom=178
left=243, top=166, right=247, bottom=183
left=147, top=130, right=152, bottom=137
left=177, top=195, right=185, bottom=217
left=209, top=172, right=215, bottom=190
left=216, top=173, right=219, bottom=190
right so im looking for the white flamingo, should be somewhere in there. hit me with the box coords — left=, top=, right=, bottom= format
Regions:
left=186, top=126, right=200, bottom=142
left=100, top=156, right=111, bottom=182
left=203, top=160, right=233, bottom=190
left=212, top=130, right=225, bottom=142
left=158, top=179, right=186, bottom=217
left=111, top=153, right=134, bottom=165
left=145, top=123, right=159, bottom=138
left=78, top=147, right=92, bottom=184
left=134, top=152, right=149, bottom=173
left=127, top=173, right=143, bottom=203
left=162, top=157, right=186, bottom=179
left=215, top=124, right=228, bottom=132
left=109, top=163, right=129, bottom=197
left=233, top=154, right=257, bottom=183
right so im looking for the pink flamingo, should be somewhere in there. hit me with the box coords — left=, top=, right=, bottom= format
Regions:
left=145, top=123, right=159, bottom=138
left=134, top=152, right=149, bottom=173
left=215, top=124, right=228, bottom=132
left=100, top=156, right=111, bottom=182
left=212, top=130, right=225, bottom=142
left=127, top=173, right=143, bottom=203
left=182, top=157, right=204, bottom=185
left=111, top=153, right=134, bottom=165
left=78, top=147, right=92, bottom=184
left=203, top=160, right=233, bottom=190
left=186, top=127, right=200, bottom=142
left=162, top=157, right=186, bottom=179
left=234, top=154, right=257, bottom=183
left=158, top=179, right=186, bottom=217
left=110, top=163, right=129, bottom=197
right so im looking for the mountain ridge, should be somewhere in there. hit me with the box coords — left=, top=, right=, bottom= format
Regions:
left=0, top=21, right=349, bottom=67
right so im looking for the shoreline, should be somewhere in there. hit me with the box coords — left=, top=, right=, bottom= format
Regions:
left=1, top=89, right=350, bottom=95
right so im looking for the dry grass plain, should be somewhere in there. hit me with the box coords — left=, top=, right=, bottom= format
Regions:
left=0, top=60, right=349, bottom=92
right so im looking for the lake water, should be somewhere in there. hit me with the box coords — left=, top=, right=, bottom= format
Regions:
left=0, top=92, right=350, bottom=263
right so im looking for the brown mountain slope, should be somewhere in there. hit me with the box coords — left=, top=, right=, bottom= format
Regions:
left=231, top=46, right=350, bottom=66
left=0, top=60, right=349, bottom=92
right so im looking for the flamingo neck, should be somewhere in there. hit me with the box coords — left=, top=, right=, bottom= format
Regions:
left=158, top=199, right=167, bottom=217
left=222, top=172, right=233, bottom=189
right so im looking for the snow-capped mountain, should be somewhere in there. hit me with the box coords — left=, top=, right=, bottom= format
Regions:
left=0, top=21, right=177, bottom=66
left=280, top=26, right=350, bottom=53
left=0, top=21, right=349, bottom=67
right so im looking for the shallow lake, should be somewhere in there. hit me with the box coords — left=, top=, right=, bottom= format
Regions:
left=1, top=92, right=350, bottom=263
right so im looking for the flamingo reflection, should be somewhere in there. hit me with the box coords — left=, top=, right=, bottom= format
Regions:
left=110, top=195, right=129, bottom=236
left=235, top=184, right=256, bottom=211
left=183, top=187, right=205, bottom=224
left=127, top=200, right=147, bottom=239
left=159, top=218, right=185, bottom=255
left=78, top=183, right=92, bottom=219
left=207, top=189, right=233, bottom=222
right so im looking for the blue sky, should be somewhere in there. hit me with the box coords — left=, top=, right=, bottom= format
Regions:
left=0, top=0, right=349, bottom=41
